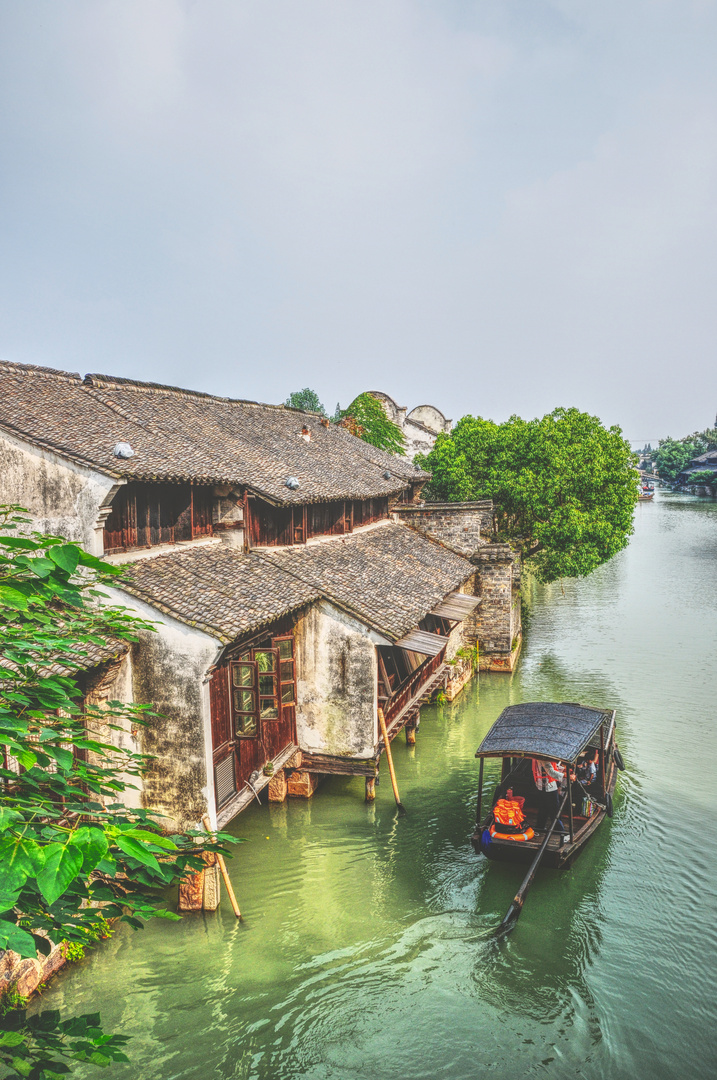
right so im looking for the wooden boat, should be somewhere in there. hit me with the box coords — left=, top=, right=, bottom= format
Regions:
left=471, top=702, right=621, bottom=870
left=638, top=491, right=654, bottom=501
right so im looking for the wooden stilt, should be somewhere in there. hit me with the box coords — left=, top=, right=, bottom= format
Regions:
left=405, top=720, right=417, bottom=745
left=378, top=708, right=405, bottom=814
left=365, top=776, right=376, bottom=801
left=202, top=814, right=242, bottom=919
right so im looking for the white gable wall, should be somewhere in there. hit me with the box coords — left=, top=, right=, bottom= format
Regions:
left=0, top=430, right=117, bottom=555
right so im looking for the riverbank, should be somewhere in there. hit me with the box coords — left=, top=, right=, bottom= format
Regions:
left=31, top=491, right=717, bottom=1079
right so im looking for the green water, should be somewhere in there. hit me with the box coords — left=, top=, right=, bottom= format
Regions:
left=45, top=493, right=717, bottom=1079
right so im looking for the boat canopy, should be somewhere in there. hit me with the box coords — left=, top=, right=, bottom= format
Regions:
left=475, top=702, right=614, bottom=765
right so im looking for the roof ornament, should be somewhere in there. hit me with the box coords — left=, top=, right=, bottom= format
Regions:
left=300, top=426, right=311, bottom=442
left=382, top=470, right=391, bottom=480
left=285, top=476, right=300, bottom=490
left=113, top=442, right=135, bottom=459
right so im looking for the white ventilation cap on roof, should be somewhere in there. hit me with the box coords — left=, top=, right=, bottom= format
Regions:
left=114, top=442, right=134, bottom=459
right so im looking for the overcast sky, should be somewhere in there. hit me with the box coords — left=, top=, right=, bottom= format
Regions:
left=1, top=1, right=716, bottom=443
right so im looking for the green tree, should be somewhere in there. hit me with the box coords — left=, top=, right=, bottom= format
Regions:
left=0, top=507, right=231, bottom=1079
left=416, top=408, right=638, bottom=583
left=284, top=389, right=326, bottom=415
left=653, top=438, right=696, bottom=481
left=338, top=393, right=406, bottom=455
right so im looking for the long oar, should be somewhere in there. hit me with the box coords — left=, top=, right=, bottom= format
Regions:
left=377, top=708, right=406, bottom=815
left=202, top=814, right=242, bottom=919
left=496, top=791, right=568, bottom=935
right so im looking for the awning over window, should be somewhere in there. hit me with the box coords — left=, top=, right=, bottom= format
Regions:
left=430, top=592, right=481, bottom=621
left=394, top=629, right=449, bottom=656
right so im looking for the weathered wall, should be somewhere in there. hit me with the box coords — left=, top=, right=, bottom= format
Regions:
left=0, top=431, right=117, bottom=554
left=81, top=653, right=142, bottom=809
left=392, top=501, right=493, bottom=556
left=294, top=600, right=378, bottom=759
left=102, top=586, right=221, bottom=832
left=469, top=544, right=521, bottom=670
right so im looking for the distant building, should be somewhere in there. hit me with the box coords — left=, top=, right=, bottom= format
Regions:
left=369, top=391, right=452, bottom=460
left=676, top=449, right=717, bottom=485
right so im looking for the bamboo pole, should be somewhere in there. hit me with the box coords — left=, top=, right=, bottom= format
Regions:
left=377, top=708, right=405, bottom=814
left=202, top=814, right=242, bottom=919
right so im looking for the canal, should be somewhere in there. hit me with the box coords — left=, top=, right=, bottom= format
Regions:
left=47, top=492, right=717, bottom=1079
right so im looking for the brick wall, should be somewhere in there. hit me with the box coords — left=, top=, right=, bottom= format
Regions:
left=391, top=501, right=493, bottom=556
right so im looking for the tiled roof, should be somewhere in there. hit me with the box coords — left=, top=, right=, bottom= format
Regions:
left=260, top=523, right=474, bottom=640
left=118, top=544, right=320, bottom=643
left=114, top=524, right=474, bottom=644
left=0, top=361, right=428, bottom=504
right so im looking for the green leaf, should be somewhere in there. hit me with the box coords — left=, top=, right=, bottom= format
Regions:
left=0, top=586, right=29, bottom=610
left=0, top=807, right=22, bottom=833
left=124, top=828, right=177, bottom=850
left=0, top=921, right=38, bottom=958
left=45, top=745, right=74, bottom=772
left=36, top=843, right=84, bottom=905
left=47, top=545, right=81, bottom=575
left=0, top=536, right=38, bottom=550
left=115, top=835, right=161, bottom=873
left=0, top=836, right=45, bottom=892
left=71, top=827, right=109, bottom=873
left=9, top=1057, right=33, bottom=1077
left=0, top=1031, right=26, bottom=1047
left=0, top=889, right=22, bottom=913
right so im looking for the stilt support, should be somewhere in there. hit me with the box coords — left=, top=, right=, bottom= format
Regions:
left=268, top=768, right=288, bottom=802
left=178, top=869, right=204, bottom=911
left=287, top=770, right=319, bottom=798
left=365, top=776, right=376, bottom=801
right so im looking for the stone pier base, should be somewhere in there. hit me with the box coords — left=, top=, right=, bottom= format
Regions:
left=287, top=770, right=320, bottom=798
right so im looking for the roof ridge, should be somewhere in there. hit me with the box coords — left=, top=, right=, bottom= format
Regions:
left=0, top=359, right=82, bottom=382
left=84, top=372, right=313, bottom=414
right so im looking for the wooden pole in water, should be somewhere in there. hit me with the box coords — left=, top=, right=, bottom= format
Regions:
left=476, top=757, right=484, bottom=825
left=377, top=708, right=405, bottom=814
left=497, top=791, right=568, bottom=936
left=567, top=771, right=574, bottom=842
left=202, top=814, right=242, bottom=919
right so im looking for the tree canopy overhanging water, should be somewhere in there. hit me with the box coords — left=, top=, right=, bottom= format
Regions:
left=40, top=492, right=717, bottom=1080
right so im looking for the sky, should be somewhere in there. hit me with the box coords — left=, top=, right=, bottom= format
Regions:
left=1, top=1, right=716, bottom=444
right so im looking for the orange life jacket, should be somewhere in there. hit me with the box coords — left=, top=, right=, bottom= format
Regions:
left=493, top=798, right=526, bottom=829
left=489, top=797, right=535, bottom=840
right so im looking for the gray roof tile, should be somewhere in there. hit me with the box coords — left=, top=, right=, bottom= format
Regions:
left=117, top=524, right=474, bottom=644
left=0, top=361, right=428, bottom=504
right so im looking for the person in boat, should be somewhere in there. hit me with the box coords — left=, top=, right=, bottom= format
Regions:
left=532, top=758, right=566, bottom=833
left=577, top=748, right=598, bottom=788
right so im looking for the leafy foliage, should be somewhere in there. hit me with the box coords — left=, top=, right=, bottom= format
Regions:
left=653, top=438, right=699, bottom=481
left=653, top=425, right=717, bottom=482
left=337, top=394, right=406, bottom=456
left=415, top=408, right=638, bottom=583
left=284, top=389, right=326, bottom=415
left=0, top=506, right=233, bottom=1079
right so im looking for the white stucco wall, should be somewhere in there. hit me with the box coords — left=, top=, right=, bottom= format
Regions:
left=294, top=600, right=379, bottom=759
left=0, top=431, right=117, bottom=555
left=102, top=585, right=223, bottom=832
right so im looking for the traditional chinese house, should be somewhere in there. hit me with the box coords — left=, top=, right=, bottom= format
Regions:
left=0, top=361, right=496, bottom=830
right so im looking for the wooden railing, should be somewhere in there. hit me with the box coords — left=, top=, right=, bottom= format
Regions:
left=384, top=651, right=445, bottom=727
